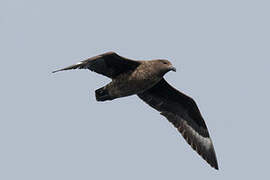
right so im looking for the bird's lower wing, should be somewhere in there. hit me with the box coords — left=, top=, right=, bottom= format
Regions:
left=137, top=78, right=218, bottom=170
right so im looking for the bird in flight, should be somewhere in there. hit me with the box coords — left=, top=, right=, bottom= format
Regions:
left=53, top=52, right=219, bottom=170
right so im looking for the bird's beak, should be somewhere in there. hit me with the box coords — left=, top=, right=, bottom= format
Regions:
left=169, top=66, right=176, bottom=72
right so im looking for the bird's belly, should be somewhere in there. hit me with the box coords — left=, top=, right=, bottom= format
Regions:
left=107, top=78, right=160, bottom=98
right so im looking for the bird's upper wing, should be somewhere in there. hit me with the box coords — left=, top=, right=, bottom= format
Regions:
left=137, top=78, right=218, bottom=170
left=52, top=52, right=141, bottom=78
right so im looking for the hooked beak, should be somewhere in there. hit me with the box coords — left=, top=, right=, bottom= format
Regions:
left=169, top=66, right=176, bottom=72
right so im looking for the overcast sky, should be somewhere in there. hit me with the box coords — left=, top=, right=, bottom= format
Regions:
left=1, top=0, right=270, bottom=179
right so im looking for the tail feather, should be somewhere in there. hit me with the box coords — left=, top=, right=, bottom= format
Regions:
left=95, top=87, right=113, bottom=101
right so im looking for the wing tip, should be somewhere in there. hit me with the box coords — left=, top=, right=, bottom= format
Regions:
left=177, top=117, right=219, bottom=170
left=201, top=143, right=219, bottom=170
left=52, top=68, right=65, bottom=73
left=208, top=141, right=219, bottom=170
left=209, top=159, right=219, bottom=170
left=211, top=153, right=219, bottom=170
left=214, top=163, right=219, bottom=170
left=206, top=152, right=219, bottom=170
left=52, top=70, right=59, bottom=73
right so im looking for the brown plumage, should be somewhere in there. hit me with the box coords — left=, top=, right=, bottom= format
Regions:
left=53, top=52, right=219, bottom=170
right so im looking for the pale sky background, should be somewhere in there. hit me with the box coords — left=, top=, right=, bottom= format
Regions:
left=0, top=0, right=269, bottom=179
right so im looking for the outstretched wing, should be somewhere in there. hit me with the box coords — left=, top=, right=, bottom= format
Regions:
left=52, top=52, right=141, bottom=78
left=137, top=78, right=218, bottom=170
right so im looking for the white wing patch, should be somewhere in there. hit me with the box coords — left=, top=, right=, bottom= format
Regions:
left=181, top=120, right=212, bottom=150
left=76, top=61, right=83, bottom=65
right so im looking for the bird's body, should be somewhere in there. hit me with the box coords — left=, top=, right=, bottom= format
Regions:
left=102, top=60, right=167, bottom=100
left=53, top=52, right=219, bottom=170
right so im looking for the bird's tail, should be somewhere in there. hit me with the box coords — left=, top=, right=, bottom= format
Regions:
left=95, top=87, right=113, bottom=101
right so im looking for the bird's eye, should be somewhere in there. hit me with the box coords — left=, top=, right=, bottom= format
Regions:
left=162, top=62, right=167, bottom=64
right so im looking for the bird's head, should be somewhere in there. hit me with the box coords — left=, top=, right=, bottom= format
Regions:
left=153, top=59, right=176, bottom=77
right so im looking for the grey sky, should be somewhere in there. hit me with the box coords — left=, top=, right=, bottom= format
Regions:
left=0, top=0, right=269, bottom=179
